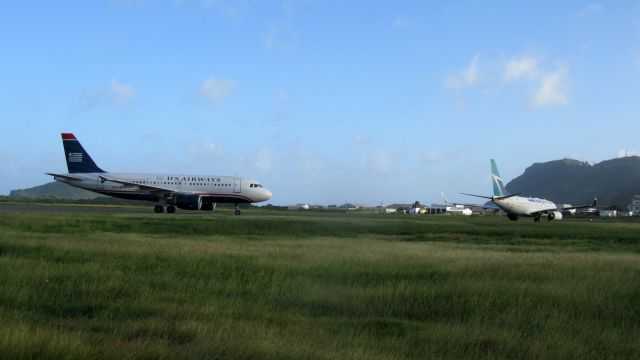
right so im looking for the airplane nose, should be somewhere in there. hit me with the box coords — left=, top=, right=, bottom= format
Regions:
left=263, top=189, right=272, bottom=201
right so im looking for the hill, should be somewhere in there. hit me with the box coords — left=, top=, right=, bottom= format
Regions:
left=9, top=181, right=105, bottom=200
left=506, top=156, right=640, bottom=207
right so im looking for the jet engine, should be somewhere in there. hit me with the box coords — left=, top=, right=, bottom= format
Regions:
left=201, top=202, right=216, bottom=211
left=548, top=211, right=563, bottom=221
left=175, top=195, right=203, bottom=210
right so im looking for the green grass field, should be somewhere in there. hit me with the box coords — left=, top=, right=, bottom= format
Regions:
left=1, top=206, right=639, bottom=359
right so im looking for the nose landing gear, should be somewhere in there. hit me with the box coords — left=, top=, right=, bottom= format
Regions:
left=234, top=204, right=241, bottom=215
left=154, top=205, right=164, bottom=213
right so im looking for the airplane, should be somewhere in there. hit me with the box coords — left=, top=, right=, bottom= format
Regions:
left=46, top=133, right=272, bottom=215
left=439, top=193, right=473, bottom=215
left=461, top=159, right=596, bottom=222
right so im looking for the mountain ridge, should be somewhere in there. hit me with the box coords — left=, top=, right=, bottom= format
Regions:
left=505, top=156, right=640, bottom=207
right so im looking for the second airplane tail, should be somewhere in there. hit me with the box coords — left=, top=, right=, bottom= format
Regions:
left=491, top=159, right=508, bottom=197
left=61, top=133, right=105, bottom=173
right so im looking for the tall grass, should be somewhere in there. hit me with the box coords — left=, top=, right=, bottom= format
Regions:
left=0, top=208, right=639, bottom=358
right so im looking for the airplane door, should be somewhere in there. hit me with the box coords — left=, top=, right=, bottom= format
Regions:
left=97, top=177, right=104, bottom=190
left=233, top=178, right=241, bottom=193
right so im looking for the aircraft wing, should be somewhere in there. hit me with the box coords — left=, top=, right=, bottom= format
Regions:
left=98, top=176, right=192, bottom=196
left=559, top=198, right=597, bottom=211
left=46, top=173, right=84, bottom=181
left=528, top=198, right=597, bottom=216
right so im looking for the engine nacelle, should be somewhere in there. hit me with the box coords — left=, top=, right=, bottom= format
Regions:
left=548, top=211, right=563, bottom=221
left=199, top=200, right=216, bottom=211
left=175, top=195, right=203, bottom=210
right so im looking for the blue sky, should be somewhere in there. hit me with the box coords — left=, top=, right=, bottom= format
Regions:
left=1, top=1, right=640, bottom=205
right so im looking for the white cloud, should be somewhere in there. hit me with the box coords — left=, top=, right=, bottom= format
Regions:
left=184, top=142, right=223, bottom=168
left=295, top=151, right=323, bottom=177
left=186, top=141, right=223, bottom=156
left=502, top=56, right=538, bottom=82
left=276, top=89, right=288, bottom=102
left=75, top=79, right=135, bottom=113
left=393, top=15, right=414, bottom=29
left=199, top=76, right=237, bottom=105
left=254, top=149, right=275, bottom=172
left=264, top=23, right=297, bottom=51
left=617, top=149, right=636, bottom=158
left=200, top=0, right=252, bottom=20
left=110, top=79, right=135, bottom=105
left=361, top=150, right=393, bottom=172
left=529, top=68, right=570, bottom=108
left=573, top=4, right=604, bottom=18
left=352, top=132, right=366, bottom=144
left=423, top=151, right=442, bottom=163
left=108, top=0, right=150, bottom=8
left=444, top=54, right=481, bottom=90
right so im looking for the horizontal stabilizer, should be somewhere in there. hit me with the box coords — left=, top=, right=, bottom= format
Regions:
left=45, top=173, right=83, bottom=181
left=460, top=192, right=493, bottom=200
left=494, top=193, right=521, bottom=200
left=561, top=197, right=597, bottom=211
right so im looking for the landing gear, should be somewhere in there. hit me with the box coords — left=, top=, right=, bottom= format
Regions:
left=507, top=213, right=519, bottom=221
left=154, top=205, right=164, bottom=213
left=167, top=205, right=176, bottom=213
left=234, top=204, right=241, bottom=216
left=533, top=215, right=541, bottom=222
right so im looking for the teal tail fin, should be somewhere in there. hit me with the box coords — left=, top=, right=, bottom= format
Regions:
left=491, top=159, right=508, bottom=197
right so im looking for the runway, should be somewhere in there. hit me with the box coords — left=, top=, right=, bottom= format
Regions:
left=0, top=203, right=152, bottom=214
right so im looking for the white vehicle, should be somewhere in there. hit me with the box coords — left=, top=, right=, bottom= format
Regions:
left=47, top=133, right=272, bottom=215
left=462, top=159, right=595, bottom=222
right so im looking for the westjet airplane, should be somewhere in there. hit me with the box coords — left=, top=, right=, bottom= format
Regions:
left=46, top=133, right=272, bottom=215
left=461, top=159, right=595, bottom=222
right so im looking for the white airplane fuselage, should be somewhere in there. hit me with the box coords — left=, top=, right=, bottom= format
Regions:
left=48, top=133, right=272, bottom=214
left=52, top=172, right=272, bottom=205
left=493, top=196, right=557, bottom=217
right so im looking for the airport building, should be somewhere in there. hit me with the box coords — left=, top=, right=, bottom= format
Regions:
left=628, top=195, right=640, bottom=213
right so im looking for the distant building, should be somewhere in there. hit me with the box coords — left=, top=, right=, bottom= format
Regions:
left=287, top=203, right=310, bottom=210
left=628, top=195, right=640, bottom=213
left=599, top=210, right=617, bottom=217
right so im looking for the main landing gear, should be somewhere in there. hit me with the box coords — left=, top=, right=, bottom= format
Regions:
left=153, top=205, right=175, bottom=213
left=533, top=215, right=541, bottom=222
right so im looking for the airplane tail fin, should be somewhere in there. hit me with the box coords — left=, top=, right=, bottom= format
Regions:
left=490, top=159, right=508, bottom=197
left=61, top=133, right=105, bottom=173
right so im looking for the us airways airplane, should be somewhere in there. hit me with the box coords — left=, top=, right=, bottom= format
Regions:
left=46, top=133, right=272, bottom=215
left=461, top=159, right=595, bottom=222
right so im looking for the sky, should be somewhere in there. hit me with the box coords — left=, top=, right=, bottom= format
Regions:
left=1, top=1, right=640, bottom=205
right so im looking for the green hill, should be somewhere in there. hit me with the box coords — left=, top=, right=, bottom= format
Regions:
left=9, top=181, right=105, bottom=200
left=506, top=157, right=640, bottom=208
